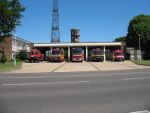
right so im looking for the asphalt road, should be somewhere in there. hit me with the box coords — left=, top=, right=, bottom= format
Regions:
left=0, top=69, right=150, bottom=113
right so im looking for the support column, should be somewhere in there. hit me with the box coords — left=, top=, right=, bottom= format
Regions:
left=50, top=46, right=52, bottom=60
left=103, top=46, right=106, bottom=62
left=121, top=42, right=125, bottom=51
left=86, top=46, right=88, bottom=61
left=121, top=45, right=123, bottom=51
left=68, top=46, right=70, bottom=61
left=50, top=46, right=52, bottom=54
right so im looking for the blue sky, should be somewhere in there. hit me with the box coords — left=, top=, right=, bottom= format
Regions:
left=16, top=0, right=150, bottom=43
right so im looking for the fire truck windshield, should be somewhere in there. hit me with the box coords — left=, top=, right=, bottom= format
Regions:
left=93, top=51, right=103, bottom=55
left=52, top=51, right=60, bottom=55
left=31, top=51, right=38, bottom=54
left=114, top=53, right=123, bottom=56
left=72, top=49, right=82, bottom=54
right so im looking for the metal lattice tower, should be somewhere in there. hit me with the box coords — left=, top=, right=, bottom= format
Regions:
left=51, top=0, right=60, bottom=43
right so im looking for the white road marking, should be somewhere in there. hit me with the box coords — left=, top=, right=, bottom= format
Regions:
left=115, top=72, right=150, bottom=75
left=129, top=110, right=150, bottom=113
left=0, top=74, right=101, bottom=79
left=2, top=81, right=89, bottom=86
left=123, top=77, right=150, bottom=81
left=0, top=72, right=150, bottom=79
left=0, top=76, right=65, bottom=79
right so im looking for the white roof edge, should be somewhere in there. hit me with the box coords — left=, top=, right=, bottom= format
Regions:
left=34, top=42, right=124, bottom=47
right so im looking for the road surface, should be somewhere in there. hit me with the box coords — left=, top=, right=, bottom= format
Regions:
left=0, top=69, right=150, bottom=113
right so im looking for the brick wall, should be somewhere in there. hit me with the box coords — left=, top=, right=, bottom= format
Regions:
left=0, top=36, right=12, bottom=61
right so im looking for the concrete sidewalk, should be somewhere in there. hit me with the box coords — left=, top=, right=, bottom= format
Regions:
left=54, top=61, right=97, bottom=72
left=12, top=62, right=65, bottom=73
left=89, top=61, right=148, bottom=71
left=11, top=61, right=150, bottom=73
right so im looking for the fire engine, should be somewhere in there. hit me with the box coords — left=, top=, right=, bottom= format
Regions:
left=91, top=48, right=104, bottom=62
left=113, top=50, right=124, bottom=61
left=28, top=49, right=44, bottom=63
left=50, top=48, right=64, bottom=62
left=71, top=48, right=84, bottom=62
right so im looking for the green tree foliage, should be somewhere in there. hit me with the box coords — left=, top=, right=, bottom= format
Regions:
left=0, top=53, right=7, bottom=63
left=17, top=50, right=28, bottom=61
left=0, top=0, right=25, bottom=36
left=114, top=36, right=126, bottom=42
left=126, top=14, right=150, bottom=59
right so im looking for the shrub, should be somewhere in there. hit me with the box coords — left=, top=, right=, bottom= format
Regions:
left=18, top=50, right=28, bottom=61
left=0, top=53, right=7, bottom=63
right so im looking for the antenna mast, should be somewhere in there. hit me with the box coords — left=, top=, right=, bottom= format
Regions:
left=51, top=0, right=60, bottom=43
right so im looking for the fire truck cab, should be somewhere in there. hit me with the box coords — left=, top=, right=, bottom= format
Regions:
left=28, top=49, right=44, bottom=63
left=71, top=48, right=84, bottom=62
left=50, top=48, right=64, bottom=62
left=91, top=48, right=104, bottom=62
left=113, top=50, right=124, bottom=62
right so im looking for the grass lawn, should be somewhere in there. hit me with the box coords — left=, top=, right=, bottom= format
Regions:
left=132, top=60, right=150, bottom=66
left=0, top=61, right=22, bottom=72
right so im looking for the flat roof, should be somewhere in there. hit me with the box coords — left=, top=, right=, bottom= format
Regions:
left=34, top=42, right=125, bottom=47
left=12, top=36, right=32, bottom=44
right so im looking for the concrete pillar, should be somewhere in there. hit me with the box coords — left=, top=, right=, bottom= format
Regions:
left=68, top=46, right=70, bottom=61
left=121, top=42, right=126, bottom=51
left=50, top=46, right=52, bottom=60
left=86, top=46, right=88, bottom=61
left=121, top=45, right=123, bottom=51
left=103, top=46, right=106, bottom=62
left=50, top=46, right=52, bottom=54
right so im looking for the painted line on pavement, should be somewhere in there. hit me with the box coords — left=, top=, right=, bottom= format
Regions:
left=2, top=81, right=89, bottom=86
left=123, top=77, right=150, bottom=81
left=0, top=76, right=68, bottom=79
left=0, top=72, right=150, bottom=79
left=88, top=62, right=101, bottom=71
left=0, top=74, right=106, bottom=79
left=114, top=71, right=150, bottom=75
left=51, top=62, right=66, bottom=72
left=129, top=110, right=150, bottom=113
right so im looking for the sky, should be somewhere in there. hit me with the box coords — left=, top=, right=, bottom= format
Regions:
left=16, top=0, right=150, bottom=43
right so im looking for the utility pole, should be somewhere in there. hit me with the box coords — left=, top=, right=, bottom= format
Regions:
left=51, top=0, right=60, bottom=43
left=138, top=34, right=142, bottom=62
left=14, top=31, right=17, bottom=66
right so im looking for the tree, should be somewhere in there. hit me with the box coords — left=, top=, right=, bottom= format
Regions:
left=17, top=50, right=28, bottom=61
left=0, top=0, right=25, bottom=36
left=126, top=14, right=150, bottom=59
left=114, top=36, right=126, bottom=42
left=0, top=52, right=7, bottom=63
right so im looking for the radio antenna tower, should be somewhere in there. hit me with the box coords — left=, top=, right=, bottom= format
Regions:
left=51, top=0, right=60, bottom=43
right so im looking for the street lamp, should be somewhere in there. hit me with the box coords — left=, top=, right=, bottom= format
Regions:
left=14, top=31, right=16, bottom=66
left=138, top=34, right=142, bottom=62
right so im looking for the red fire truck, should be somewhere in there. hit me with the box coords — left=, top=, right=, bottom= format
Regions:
left=50, top=48, right=64, bottom=62
left=113, top=50, right=124, bottom=61
left=28, top=49, right=44, bottom=63
left=71, top=48, right=84, bottom=62
left=91, top=48, right=104, bottom=62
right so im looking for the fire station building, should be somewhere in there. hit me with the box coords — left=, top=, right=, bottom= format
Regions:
left=0, top=29, right=126, bottom=61
left=33, top=29, right=125, bottom=61
left=0, top=36, right=33, bottom=61
left=34, top=42, right=125, bottom=61
left=0, top=36, right=125, bottom=61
